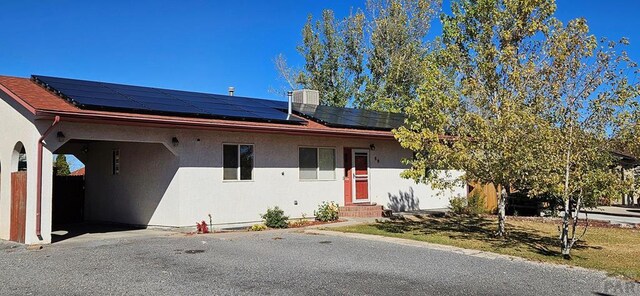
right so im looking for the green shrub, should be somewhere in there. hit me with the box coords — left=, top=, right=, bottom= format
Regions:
left=449, top=196, right=467, bottom=215
left=249, top=224, right=267, bottom=231
left=261, top=206, right=289, bottom=228
left=449, top=190, right=487, bottom=216
left=315, top=201, right=339, bottom=222
left=466, top=189, right=487, bottom=216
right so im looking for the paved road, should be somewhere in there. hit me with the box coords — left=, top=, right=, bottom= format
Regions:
left=0, top=229, right=637, bottom=296
left=579, top=212, right=640, bottom=225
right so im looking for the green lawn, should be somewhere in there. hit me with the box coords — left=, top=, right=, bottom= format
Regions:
left=330, top=215, right=640, bottom=281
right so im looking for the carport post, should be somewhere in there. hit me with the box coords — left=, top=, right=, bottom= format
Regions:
left=36, top=115, right=60, bottom=241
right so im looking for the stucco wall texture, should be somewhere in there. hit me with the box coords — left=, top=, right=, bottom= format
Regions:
left=1, top=103, right=465, bottom=244
left=0, top=92, right=55, bottom=244
left=68, top=123, right=466, bottom=228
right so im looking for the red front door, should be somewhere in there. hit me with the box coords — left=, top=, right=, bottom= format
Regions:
left=352, top=150, right=369, bottom=203
left=343, top=148, right=353, bottom=205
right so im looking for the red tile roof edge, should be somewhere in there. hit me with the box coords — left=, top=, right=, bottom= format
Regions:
left=69, top=167, right=85, bottom=176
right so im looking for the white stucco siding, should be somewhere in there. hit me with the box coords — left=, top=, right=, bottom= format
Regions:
left=83, top=141, right=181, bottom=226
left=367, top=140, right=466, bottom=211
left=55, top=123, right=465, bottom=228
left=176, top=131, right=345, bottom=226
left=1, top=112, right=466, bottom=240
left=0, top=94, right=55, bottom=244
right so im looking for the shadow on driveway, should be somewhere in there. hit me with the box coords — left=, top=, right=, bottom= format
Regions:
left=51, top=223, right=152, bottom=244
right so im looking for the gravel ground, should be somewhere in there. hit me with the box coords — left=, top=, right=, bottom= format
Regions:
left=0, top=229, right=637, bottom=296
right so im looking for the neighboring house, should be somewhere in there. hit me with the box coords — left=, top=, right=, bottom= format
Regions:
left=0, top=75, right=466, bottom=244
left=611, top=150, right=639, bottom=206
left=69, top=167, right=85, bottom=176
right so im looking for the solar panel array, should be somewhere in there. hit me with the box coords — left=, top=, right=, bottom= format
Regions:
left=32, top=75, right=301, bottom=124
left=292, top=103, right=405, bottom=130
left=32, top=75, right=404, bottom=130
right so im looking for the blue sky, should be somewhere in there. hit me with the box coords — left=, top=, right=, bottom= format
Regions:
left=2, top=1, right=639, bottom=170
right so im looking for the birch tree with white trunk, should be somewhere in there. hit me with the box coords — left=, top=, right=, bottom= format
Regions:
left=535, top=18, right=639, bottom=258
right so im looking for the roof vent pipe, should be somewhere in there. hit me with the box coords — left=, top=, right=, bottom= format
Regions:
left=228, top=87, right=235, bottom=96
left=287, top=91, right=293, bottom=118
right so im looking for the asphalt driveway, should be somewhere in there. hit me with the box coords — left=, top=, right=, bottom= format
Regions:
left=0, top=228, right=637, bottom=296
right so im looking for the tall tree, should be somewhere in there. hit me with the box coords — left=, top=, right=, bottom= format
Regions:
left=295, top=10, right=366, bottom=107
left=437, top=0, right=556, bottom=236
left=536, top=18, right=639, bottom=257
left=277, top=0, right=438, bottom=110
left=361, top=0, right=437, bottom=112
left=394, top=48, right=468, bottom=189
left=344, top=10, right=367, bottom=105
left=54, top=154, right=71, bottom=176
left=399, top=0, right=639, bottom=256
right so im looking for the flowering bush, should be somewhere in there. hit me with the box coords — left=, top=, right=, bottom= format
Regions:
left=315, top=201, right=339, bottom=222
left=196, top=220, right=209, bottom=233
left=249, top=224, right=267, bottom=231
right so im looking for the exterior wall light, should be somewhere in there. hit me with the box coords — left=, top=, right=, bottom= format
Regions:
left=369, top=144, right=376, bottom=151
left=56, top=131, right=65, bottom=142
left=172, top=137, right=179, bottom=147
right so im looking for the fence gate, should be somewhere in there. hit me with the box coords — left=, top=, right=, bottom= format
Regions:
left=53, top=175, right=85, bottom=225
left=10, top=171, right=27, bottom=243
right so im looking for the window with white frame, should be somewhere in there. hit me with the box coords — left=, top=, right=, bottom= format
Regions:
left=223, top=144, right=254, bottom=180
left=299, top=147, right=335, bottom=180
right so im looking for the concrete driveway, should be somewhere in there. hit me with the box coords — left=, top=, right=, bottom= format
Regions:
left=0, top=228, right=637, bottom=296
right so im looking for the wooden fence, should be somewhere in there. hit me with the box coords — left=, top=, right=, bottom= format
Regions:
left=468, top=182, right=499, bottom=213
left=10, top=171, right=27, bottom=243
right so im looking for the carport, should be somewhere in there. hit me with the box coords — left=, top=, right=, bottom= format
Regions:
left=0, top=75, right=189, bottom=244
left=50, top=137, right=179, bottom=242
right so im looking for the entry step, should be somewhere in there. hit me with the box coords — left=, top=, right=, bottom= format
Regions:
left=339, top=205, right=385, bottom=218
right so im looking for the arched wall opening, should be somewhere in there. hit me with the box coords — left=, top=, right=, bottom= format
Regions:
left=11, top=142, right=27, bottom=172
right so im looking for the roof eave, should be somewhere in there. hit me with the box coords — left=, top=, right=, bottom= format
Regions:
left=0, top=82, right=37, bottom=114
left=35, top=110, right=396, bottom=140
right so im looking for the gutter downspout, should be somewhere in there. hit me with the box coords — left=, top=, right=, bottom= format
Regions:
left=36, top=115, right=60, bottom=240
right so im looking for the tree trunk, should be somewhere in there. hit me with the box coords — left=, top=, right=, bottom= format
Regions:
left=570, top=196, right=582, bottom=243
left=560, top=198, right=571, bottom=258
left=562, top=195, right=584, bottom=259
left=496, top=187, right=507, bottom=237
left=560, top=122, right=573, bottom=259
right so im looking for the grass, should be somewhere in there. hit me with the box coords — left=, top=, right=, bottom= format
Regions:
left=330, top=215, right=640, bottom=281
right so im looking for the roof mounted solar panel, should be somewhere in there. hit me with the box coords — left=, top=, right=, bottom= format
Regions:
left=292, top=103, right=404, bottom=131
left=32, top=75, right=305, bottom=124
